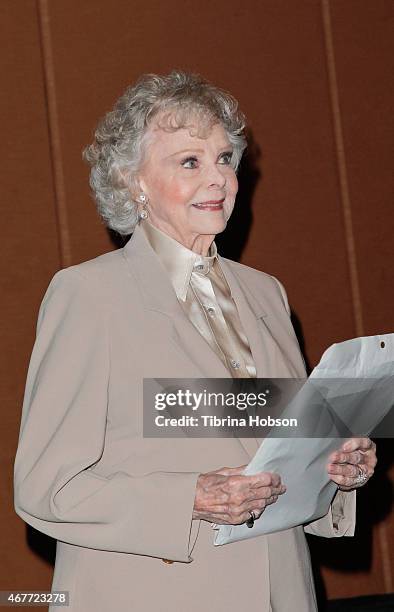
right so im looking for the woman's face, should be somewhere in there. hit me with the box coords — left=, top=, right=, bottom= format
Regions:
left=135, top=113, right=238, bottom=253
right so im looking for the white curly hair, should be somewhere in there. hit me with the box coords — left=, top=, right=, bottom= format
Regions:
left=83, top=70, right=247, bottom=236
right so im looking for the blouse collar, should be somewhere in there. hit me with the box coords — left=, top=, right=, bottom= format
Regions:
left=139, top=220, right=218, bottom=301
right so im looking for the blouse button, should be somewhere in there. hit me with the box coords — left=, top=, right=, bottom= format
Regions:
left=230, top=359, right=240, bottom=369
left=206, top=306, right=215, bottom=317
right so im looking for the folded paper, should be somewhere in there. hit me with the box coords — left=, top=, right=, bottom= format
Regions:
left=214, top=333, right=394, bottom=545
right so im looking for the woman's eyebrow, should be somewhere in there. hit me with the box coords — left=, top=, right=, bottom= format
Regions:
left=166, top=146, right=233, bottom=159
left=166, top=148, right=205, bottom=158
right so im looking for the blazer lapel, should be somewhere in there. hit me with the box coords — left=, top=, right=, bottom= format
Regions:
left=219, top=257, right=305, bottom=379
left=122, top=225, right=259, bottom=457
left=123, top=224, right=231, bottom=378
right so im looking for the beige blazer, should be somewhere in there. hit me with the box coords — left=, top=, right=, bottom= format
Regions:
left=14, top=223, right=356, bottom=612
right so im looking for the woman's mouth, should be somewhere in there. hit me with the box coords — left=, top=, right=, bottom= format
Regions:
left=192, top=198, right=225, bottom=211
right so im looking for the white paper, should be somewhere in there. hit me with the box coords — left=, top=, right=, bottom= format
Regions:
left=214, top=333, right=394, bottom=546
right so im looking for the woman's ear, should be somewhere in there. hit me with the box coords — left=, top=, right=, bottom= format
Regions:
left=125, top=174, right=144, bottom=203
left=136, top=174, right=148, bottom=197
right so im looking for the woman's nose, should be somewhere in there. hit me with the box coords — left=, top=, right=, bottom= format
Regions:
left=207, top=164, right=226, bottom=188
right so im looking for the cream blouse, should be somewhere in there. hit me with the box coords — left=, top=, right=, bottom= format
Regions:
left=140, top=220, right=256, bottom=378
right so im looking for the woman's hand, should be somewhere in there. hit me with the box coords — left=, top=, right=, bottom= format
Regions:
left=192, top=465, right=286, bottom=525
left=327, top=437, right=377, bottom=491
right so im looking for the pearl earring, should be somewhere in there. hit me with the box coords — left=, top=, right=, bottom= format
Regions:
left=138, top=193, right=149, bottom=220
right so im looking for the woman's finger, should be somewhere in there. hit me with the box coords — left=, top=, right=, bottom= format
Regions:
left=341, top=437, right=373, bottom=452
left=214, top=465, right=248, bottom=476
left=245, top=472, right=282, bottom=489
left=242, top=484, right=286, bottom=505
left=327, top=463, right=360, bottom=478
left=329, top=450, right=369, bottom=465
left=249, top=494, right=281, bottom=520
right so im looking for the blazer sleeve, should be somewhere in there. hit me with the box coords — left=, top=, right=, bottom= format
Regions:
left=304, top=489, right=356, bottom=537
left=14, top=268, right=200, bottom=562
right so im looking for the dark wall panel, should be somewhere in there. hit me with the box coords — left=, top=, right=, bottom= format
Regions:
left=319, top=0, right=394, bottom=597
left=330, top=0, right=394, bottom=336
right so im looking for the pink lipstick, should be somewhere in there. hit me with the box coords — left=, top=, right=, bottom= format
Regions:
left=192, top=198, right=225, bottom=211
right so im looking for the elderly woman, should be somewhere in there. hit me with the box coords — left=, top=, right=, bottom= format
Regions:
left=14, top=70, right=377, bottom=612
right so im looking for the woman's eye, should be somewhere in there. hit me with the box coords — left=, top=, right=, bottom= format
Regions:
left=181, top=157, right=199, bottom=169
left=219, top=151, right=233, bottom=165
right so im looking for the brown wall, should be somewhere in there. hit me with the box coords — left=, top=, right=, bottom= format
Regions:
left=2, top=0, right=393, bottom=606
